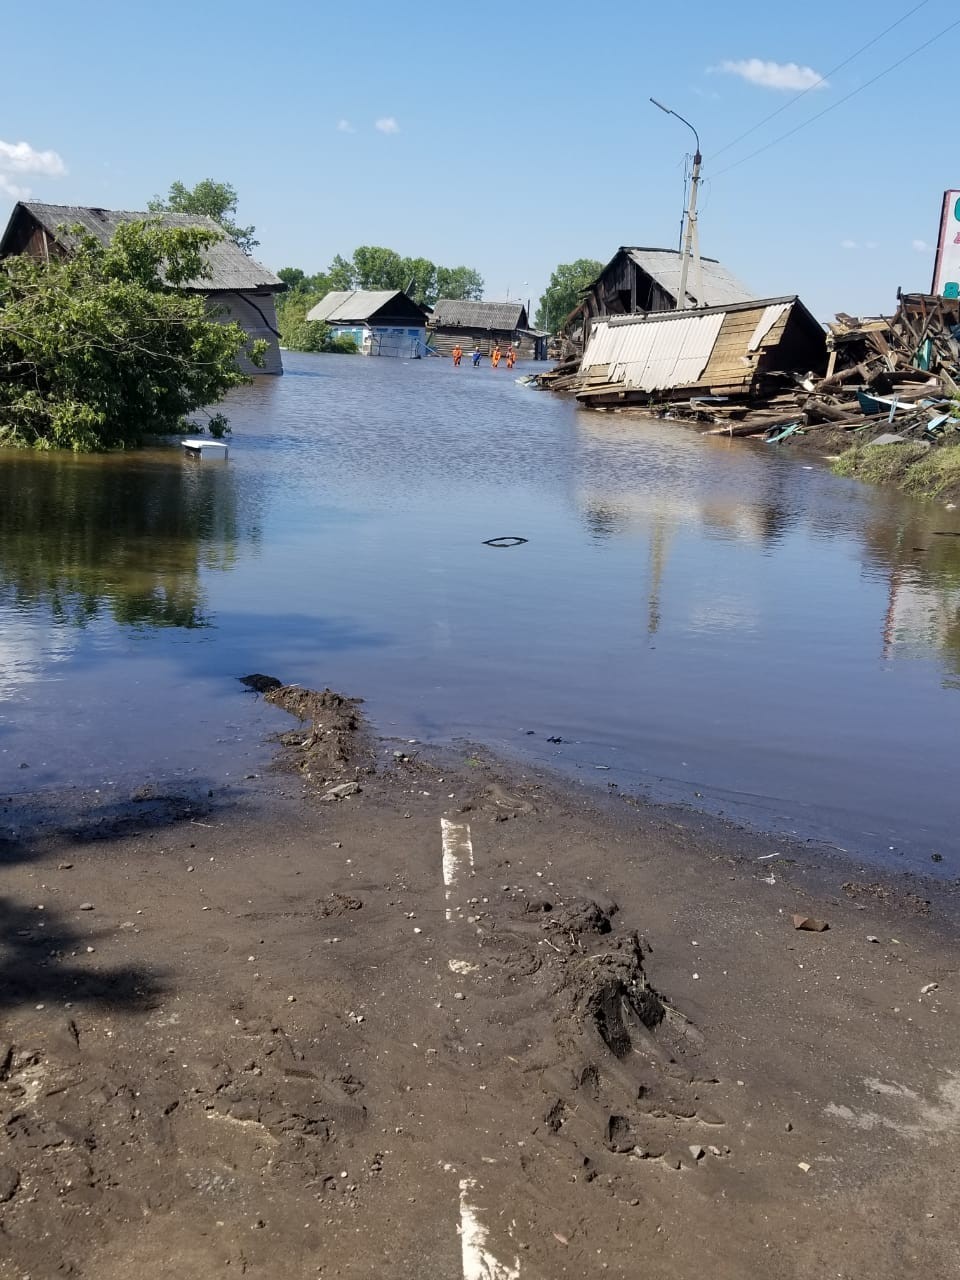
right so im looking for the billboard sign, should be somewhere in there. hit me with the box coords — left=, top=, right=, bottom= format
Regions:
left=932, top=190, right=960, bottom=299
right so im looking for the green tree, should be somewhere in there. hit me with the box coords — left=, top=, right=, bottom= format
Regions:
left=0, top=221, right=262, bottom=451
left=352, top=245, right=405, bottom=291
left=535, top=258, right=603, bottom=332
left=327, top=254, right=356, bottom=291
left=278, top=248, right=486, bottom=322
left=148, top=179, right=259, bottom=255
left=277, top=266, right=307, bottom=291
left=400, top=256, right=436, bottom=305
left=435, top=265, right=484, bottom=301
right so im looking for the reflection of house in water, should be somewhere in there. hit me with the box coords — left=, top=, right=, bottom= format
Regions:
left=855, top=508, right=960, bottom=676
left=574, top=414, right=790, bottom=636
left=882, top=573, right=960, bottom=665
left=575, top=414, right=793, bottom=546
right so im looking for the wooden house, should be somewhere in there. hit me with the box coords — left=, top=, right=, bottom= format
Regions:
left=570, top=247, right=755, bottom=335
left=306, top=290, right=428, bottom=357
left=0, top=202, right=286, bottom=374
left=428, top=299, right=549, bottom=360
left=575, top=296, right=826, bottom=408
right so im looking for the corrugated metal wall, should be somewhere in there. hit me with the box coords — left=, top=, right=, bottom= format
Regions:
left=581, top=313, right=726, bottom=391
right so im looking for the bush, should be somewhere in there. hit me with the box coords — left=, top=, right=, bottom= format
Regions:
left=323, top=333, right=358, bottom=354
left=0, top=220, right=261, bottom=450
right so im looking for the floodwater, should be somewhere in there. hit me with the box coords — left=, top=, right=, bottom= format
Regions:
left=2, top=351, right=960, bottom=872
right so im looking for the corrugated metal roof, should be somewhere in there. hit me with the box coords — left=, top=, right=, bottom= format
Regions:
left=430, top=298, right=527, bottom=329
left=306, top=290, right=410, bottom=323
left=582, top=311, right=726, bottom=390
left=9, top=203, right=282, bottom=291
left=624, top=248, right=754, bottom=308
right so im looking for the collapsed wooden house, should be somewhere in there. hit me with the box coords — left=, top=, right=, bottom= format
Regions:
left=0, top=202, right=285, bottom=374
left=428, top=299, right=549, bottom=360
left=572, top=296, right=826, bottom=408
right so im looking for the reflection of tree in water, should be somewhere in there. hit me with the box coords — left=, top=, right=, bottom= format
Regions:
left=0, top=450, right=248, bottom=628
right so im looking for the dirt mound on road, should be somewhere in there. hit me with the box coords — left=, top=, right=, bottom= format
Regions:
left=263, top=684, right=371, bottom=789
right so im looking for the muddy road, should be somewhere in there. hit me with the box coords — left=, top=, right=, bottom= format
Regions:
left=0, top=689, right=957, bottom=1277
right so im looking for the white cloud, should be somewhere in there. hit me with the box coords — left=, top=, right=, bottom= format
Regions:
left=374, top=117, right=400, bottom=135
left=0, top=139, right=66, bottom=176
left=336, top=119, right=355, bottom=133
left=716, top=59, right=827, bottom=91
left=841, top=239, right=859, bottom=250
left=0, top=138, right=66, bottom=202
left=0, top=174, right=29, bottom=200
left=912, top=238, right=933, bottom=252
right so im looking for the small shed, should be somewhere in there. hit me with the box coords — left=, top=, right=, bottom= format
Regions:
left=575, top=296, right=826, bottom=408
left=306, top=290, right=428, bottom=357
left=0, top=202, right=286, bottom=374
left=570, top=247, right=755, bottom=334
left=429, top=299, right=548, bottom=360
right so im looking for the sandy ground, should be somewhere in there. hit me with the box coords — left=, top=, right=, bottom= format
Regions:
left=1, top=687, right=958, bottom=1279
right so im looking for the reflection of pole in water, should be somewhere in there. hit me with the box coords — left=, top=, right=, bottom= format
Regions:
left=881, top=565, right=902, bottom=662
left=647, top=515, right=671, bottom=637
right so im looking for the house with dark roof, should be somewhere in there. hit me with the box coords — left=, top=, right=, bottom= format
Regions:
left=568, top=247, right=755, bottom=337
left=305, top=290, right=429, bottom=357
left=428, top=299, right=549, bottom=360
left=0, top=202, right=286, bottom=374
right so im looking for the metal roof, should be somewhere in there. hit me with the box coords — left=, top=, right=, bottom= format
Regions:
left=582, top=310, right=726, bottom=391
left=430, top=298, right=527, bottom=330
left=2, top=202, right=282, bottom=291
left=306, top=290, right=417, bottom=323
left=613, top=247, right=754, bottom=308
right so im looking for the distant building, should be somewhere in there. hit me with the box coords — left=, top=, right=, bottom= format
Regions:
left=306, top=290, right=428, bottom=357
left=0, top=202, right=285, bottom=374
left=569, top=247, right=755, bottom=335
left=428, top=299, right=549, bottom=360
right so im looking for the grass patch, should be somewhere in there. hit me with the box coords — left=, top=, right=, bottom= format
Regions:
left=833, top=439, right=960, bottom=500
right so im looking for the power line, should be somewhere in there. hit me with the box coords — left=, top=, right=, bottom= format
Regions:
left=712, top=0, right=937, bottom=162
left=711, top=14, right=960, bottom=180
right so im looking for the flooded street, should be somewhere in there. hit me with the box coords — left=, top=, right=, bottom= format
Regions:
left=2, top=351, right=959, bottom=871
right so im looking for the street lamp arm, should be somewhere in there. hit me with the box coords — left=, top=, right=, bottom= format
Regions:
left=648, top=97, right=701, bottom=157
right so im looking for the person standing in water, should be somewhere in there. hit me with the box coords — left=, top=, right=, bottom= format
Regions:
left=505, top=344, right=516, bottom=370
left=452, top=343, right=463, bottom=367
left=471, top=346, right=482, bottom=367
left=491, top=344, right=502, bottom=368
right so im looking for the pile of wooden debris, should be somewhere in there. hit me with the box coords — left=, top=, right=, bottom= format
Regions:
left=672, top=293, right=960, bottom=445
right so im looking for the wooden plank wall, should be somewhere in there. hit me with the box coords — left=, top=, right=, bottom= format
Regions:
left=429, top=328, right=540, bottom=358
left=700, top=305, right=788, bottom=393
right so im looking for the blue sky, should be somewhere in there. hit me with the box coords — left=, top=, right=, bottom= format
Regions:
left=1, top=0, right=955, bottom=320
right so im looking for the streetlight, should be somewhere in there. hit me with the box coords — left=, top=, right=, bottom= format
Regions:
left=650, top=98, right=703, bottom=311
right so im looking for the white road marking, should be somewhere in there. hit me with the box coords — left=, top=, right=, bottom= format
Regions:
left=458, top=1178, right=520, bottom=1280
left=441, top=818, right=474, bottom=921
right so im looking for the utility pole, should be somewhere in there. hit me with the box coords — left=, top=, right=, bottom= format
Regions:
left=650, top=99, right=702, bottom=311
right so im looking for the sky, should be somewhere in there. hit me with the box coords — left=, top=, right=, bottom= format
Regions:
left=1, top=0, right=956, bottom=321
